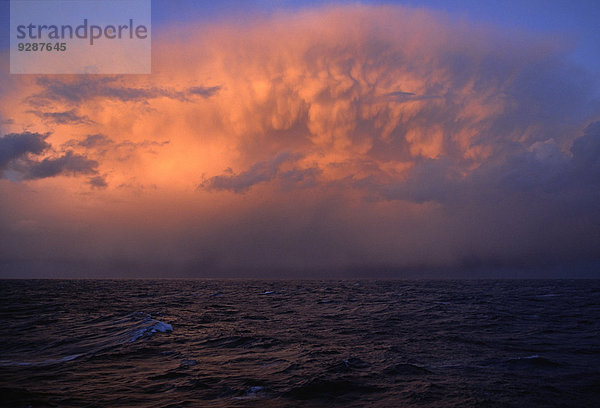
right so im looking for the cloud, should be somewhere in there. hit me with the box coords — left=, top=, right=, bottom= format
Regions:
left=1, top=131, right=101, bottom=183
left=88, top=175, right=108, bottom=189
left=571, top=121, right=600, bottom=184
left=188, top=86, right=221, bottom=98
left=30, top=77, right=220, bottom=105
left=0, top=4, right=599, bottom=277
left=1, top=131, right=99, bottom=181
left=361, top=122, right=600, bottom=210
left=385, top=91, right=416, bottom=98
left=201, top=151, right=304, bottom=193
left=0, top=132, right=50, bottom=171
left=278, top=166, right=322, bottom=191
left=24, top=151, right=98, bottom=180
left=61, top=134, right=170, bottom=163
left=74, top=134, right=113, bottom=149
left=28, top=109, right=93, bottom=125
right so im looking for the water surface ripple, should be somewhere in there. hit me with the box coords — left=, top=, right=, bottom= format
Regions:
left=1, top=279, right=599, bottom=407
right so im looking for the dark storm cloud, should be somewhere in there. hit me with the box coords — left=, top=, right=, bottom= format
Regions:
left=28, top=109, right=93, bottom=125
left=201, top=151, right=304, bottom=193
left=24, top=151, right=99, bottom=180
left=0, top=132, right=50, bottom=171
left=30, top=77, right=220, bottom=105
left=278, top=167, right=322, bottom=191
left=571, top=121, right=600, bottom=185
left=376, top=122, right=600, bottom=205
left=2, top=5, right=600, bottom=278
left=376, top=158, right=458, bottom=203
left=62, top=134, right=169, bottom=161
left=188, top=86, right=222, bottom=98
left=386, top=91, right=416, bottom=97
left=1, top=132, right=100, bottom=182
left=190, top=16, right=600, bottom=273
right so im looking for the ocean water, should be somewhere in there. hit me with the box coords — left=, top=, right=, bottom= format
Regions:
left=1, top=279, right=599, bottom=407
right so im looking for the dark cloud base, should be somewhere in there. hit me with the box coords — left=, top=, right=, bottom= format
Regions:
left=0, top=132, right=99, bottom=181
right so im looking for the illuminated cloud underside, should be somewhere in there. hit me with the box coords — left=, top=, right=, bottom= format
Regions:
left=0, top=5, right=599, bottom=277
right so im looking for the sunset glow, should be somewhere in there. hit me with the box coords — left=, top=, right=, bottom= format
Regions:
left=1, top=2, right=599, bottom=277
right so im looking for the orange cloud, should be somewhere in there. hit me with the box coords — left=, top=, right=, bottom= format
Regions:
left=1, top=5, right=599, bottom=277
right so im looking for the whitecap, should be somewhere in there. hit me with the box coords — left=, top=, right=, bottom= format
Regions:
left=1, top=312, right=171, bottom=367
left=129, top=316, right=173, bottom=342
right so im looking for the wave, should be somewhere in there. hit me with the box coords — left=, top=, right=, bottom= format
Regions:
left=129, top=314, right=173, bottom=342
left=0, top=312, right=172, bottom=367
left=285, top=378, right=382, bottom=400
left=0, top=354, right=82, bottom=367
left=232, top=386, right=267, bottom=400
left=199, top=335, right=280, bottom=349
left=507, top=355, right=561, bottom=368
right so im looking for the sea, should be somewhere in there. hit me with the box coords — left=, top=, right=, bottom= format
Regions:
left=1, top=279, right=599, bottom=407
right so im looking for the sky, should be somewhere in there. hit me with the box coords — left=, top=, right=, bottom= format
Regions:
left=0, top=0, right=599, bottom=278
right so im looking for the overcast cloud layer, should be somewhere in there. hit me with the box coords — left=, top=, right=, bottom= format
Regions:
left=1, top=5, right=599, bottom=278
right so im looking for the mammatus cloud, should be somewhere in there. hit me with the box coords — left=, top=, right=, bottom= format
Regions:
left=0, top=5, right=599, bottom=277
left=369, top=121, right=600, bottom=204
